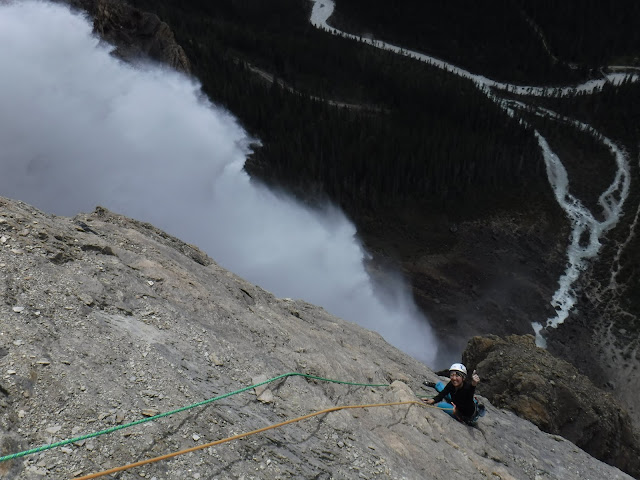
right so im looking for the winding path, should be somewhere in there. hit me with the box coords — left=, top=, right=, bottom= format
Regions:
left=309, top=0, right=639, bottom=345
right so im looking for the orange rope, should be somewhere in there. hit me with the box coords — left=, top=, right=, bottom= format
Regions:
left=73, top=400, right=430, bottom=479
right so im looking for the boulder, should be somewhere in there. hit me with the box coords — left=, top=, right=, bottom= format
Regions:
left=463, top=334, right=640, bottom=477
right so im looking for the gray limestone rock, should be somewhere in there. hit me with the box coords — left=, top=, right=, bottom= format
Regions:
left=0, top=196, right=634, bottom=479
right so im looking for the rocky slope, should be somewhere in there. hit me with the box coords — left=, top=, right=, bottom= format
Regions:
left=64, top=0, right=190, bottom=73
left=0, top=197, right=634, bottom=479
left=372, top=204, right=570, bottom=362
left=462, top=335, right=640, bottom=478
left=54, top=0, right=640, bottom=436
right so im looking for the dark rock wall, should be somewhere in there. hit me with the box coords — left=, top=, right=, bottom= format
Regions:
left=463, top=334, right=640, bottom=478
left=65, top=0, right=190, bottom=73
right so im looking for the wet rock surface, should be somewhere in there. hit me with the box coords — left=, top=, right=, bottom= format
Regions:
left=463, top=334, right=640, bottom=478
left=0, top=196, right=635, bottom=479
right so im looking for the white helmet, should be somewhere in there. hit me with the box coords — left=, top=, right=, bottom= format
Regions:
left=449, top=363, right=467, bottom=376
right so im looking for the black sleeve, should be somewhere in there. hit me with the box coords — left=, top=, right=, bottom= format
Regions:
left=454, top=383, right=477, bottom=417
left=432, top=382, right=453, bottom=403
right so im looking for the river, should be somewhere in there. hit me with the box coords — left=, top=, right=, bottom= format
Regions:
left=310, top=0, right=639, bottom=346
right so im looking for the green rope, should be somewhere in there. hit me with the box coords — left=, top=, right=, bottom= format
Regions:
left=0, top=372, right=389, bottom=463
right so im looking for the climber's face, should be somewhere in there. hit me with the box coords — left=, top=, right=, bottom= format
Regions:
left=449, top=371, right=464, bottom=387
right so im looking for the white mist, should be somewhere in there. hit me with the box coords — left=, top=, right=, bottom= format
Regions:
left=0, top=1, right=437, bottom=365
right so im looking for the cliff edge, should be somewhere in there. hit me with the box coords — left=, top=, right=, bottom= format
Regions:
left=0, top=196, right=633, bottom=479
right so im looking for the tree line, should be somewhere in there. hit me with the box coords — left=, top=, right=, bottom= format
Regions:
left=127, top=0, right=548, bottom=218
left=330, top=0, right=640, bottom=83
left=123, top=0, right=640, bottom=323
left=515, top=0, right=640, bottom=67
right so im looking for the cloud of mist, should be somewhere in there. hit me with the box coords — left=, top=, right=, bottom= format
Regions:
left=0, top=0, right=438, bottom=365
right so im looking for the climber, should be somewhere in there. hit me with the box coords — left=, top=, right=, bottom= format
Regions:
left=423, top=363, right=485, bottom=425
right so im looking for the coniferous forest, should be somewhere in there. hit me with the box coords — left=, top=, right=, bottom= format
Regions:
left=123, top=0, right=640, bottom=384
left=329, top=0, right=640, bottom=82
left=127, top=0, right=550, bottom=215
left=124, top=0, right=639, bottom=216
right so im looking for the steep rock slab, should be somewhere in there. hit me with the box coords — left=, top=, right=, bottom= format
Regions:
left=0, top=196, right=633, bottom=479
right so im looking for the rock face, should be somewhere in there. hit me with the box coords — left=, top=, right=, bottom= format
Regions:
left=397, top=208, right=568, bottom=365
left=545, top=295, right=640, bottom=434
left=463, top=334, right=640, bottom=478
left=66, top=0, right=191, bottom=73
left=0, top=196, right=635, bottom=479
left=60, top=0, right=640, bottom=450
